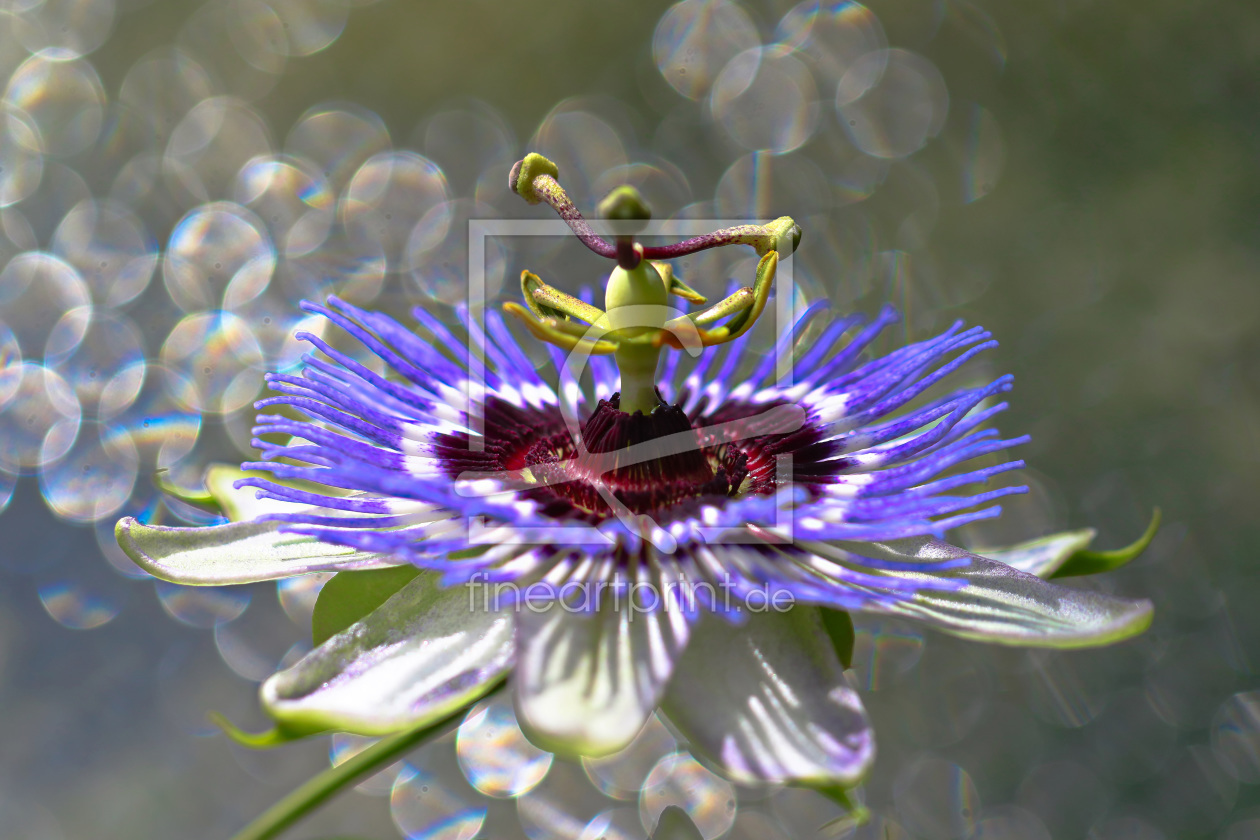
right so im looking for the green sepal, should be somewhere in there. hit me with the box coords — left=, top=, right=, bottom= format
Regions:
left=978, top=528, right=1097, bottom=578
left=153, top=469, right=221, bottom=513
left=311, top=565, right=422, bottom=647
left=209, top=711, right=326, bottom=749
left=813, top=785, right=871, bottom=832
left=818, top=537, right=1153, bottom=647
left=1052, top=508, right=1161, bottom=579
left=820, top=608, right=855, bottom=670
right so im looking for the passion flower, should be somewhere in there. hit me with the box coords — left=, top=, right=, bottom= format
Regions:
left=118, top=154, right=1154, bottom=795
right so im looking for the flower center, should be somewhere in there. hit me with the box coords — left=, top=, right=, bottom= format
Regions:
left=521, top=396, right=749, bottom=519
left=436, top=394, right=837, bottom=525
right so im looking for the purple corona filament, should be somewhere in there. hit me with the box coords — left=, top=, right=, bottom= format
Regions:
left=238, top=292, right=1029, bottom=614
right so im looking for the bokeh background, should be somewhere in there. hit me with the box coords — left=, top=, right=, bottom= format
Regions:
left=0, top=0, right=1258, bottom=837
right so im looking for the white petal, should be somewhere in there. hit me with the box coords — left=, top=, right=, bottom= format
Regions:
left=847, top=537, right=1154, bottom=647
left=116, top=517, right=397, bottom=584
left=662, top=607, right=875, bottom=787
left=513, top=593, right=690, bottom=758
left=262, top=572, right=513, bottom=735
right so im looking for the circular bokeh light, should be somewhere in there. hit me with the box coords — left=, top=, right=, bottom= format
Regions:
left=391, top=763, right=487, bottom=840
left=640, top=753, right=736, bottom=839
left=155, top=580, right=250, bottom=628
left=711, top=46, right=819, bottom=154
left=3, top=53, right=105, bottom=157
left=456, top=693, right=553, bottom=798
left=159, top=310, right=264, bottom=414
left=654, top=0, right=760, bottom=100
left=38, top=422, right=137, bottom=521
left=836, top=49, right=949, bottom=160
left=0, top=362, right=81, bottom=472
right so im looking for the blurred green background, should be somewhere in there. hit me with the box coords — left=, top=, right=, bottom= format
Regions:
left=1, top=0, right=1258, bottom=837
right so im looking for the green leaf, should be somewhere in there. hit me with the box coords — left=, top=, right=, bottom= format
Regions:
left=115, top=517, right=397, bottom=585
left=977, top=528, right=1097, bottom=578
left=311, top=566, right=421, bottom=647
left=209, top=712, right=324, bottom=749
left=1051, top=508, right=1162, bottom=579
left=836, top=537, right=1154, bottom=648
left=261, top=572, right=514, bottom=736
left=820, top=608, right=855, bottom=669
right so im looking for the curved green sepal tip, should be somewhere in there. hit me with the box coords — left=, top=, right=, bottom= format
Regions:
left=599, top=185, right=652, bottom=230
left=833, top=537, right=1154, bottom=648
left=311, top=565, right=421, bottom=647
left=820, top=608, right=855, bottom=670
left=813, top=785, right=871, bottom=832
left=209, top=711, right=325, bottom=749
left=153, top=469, right=220, bottom=512
left=978, top=527, right=1096, bottom=578
left=509, top=153, right=558, bottom=204
left=1052, top=508, right=1162, bottom=579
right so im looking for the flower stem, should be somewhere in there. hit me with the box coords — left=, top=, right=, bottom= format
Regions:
left=227, top=707, right=470, bottom=840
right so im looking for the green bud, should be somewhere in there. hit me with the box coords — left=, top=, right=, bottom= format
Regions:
left=598, top=185, right=652, bottom=234
left=509, top=153, right=559, bottom=205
